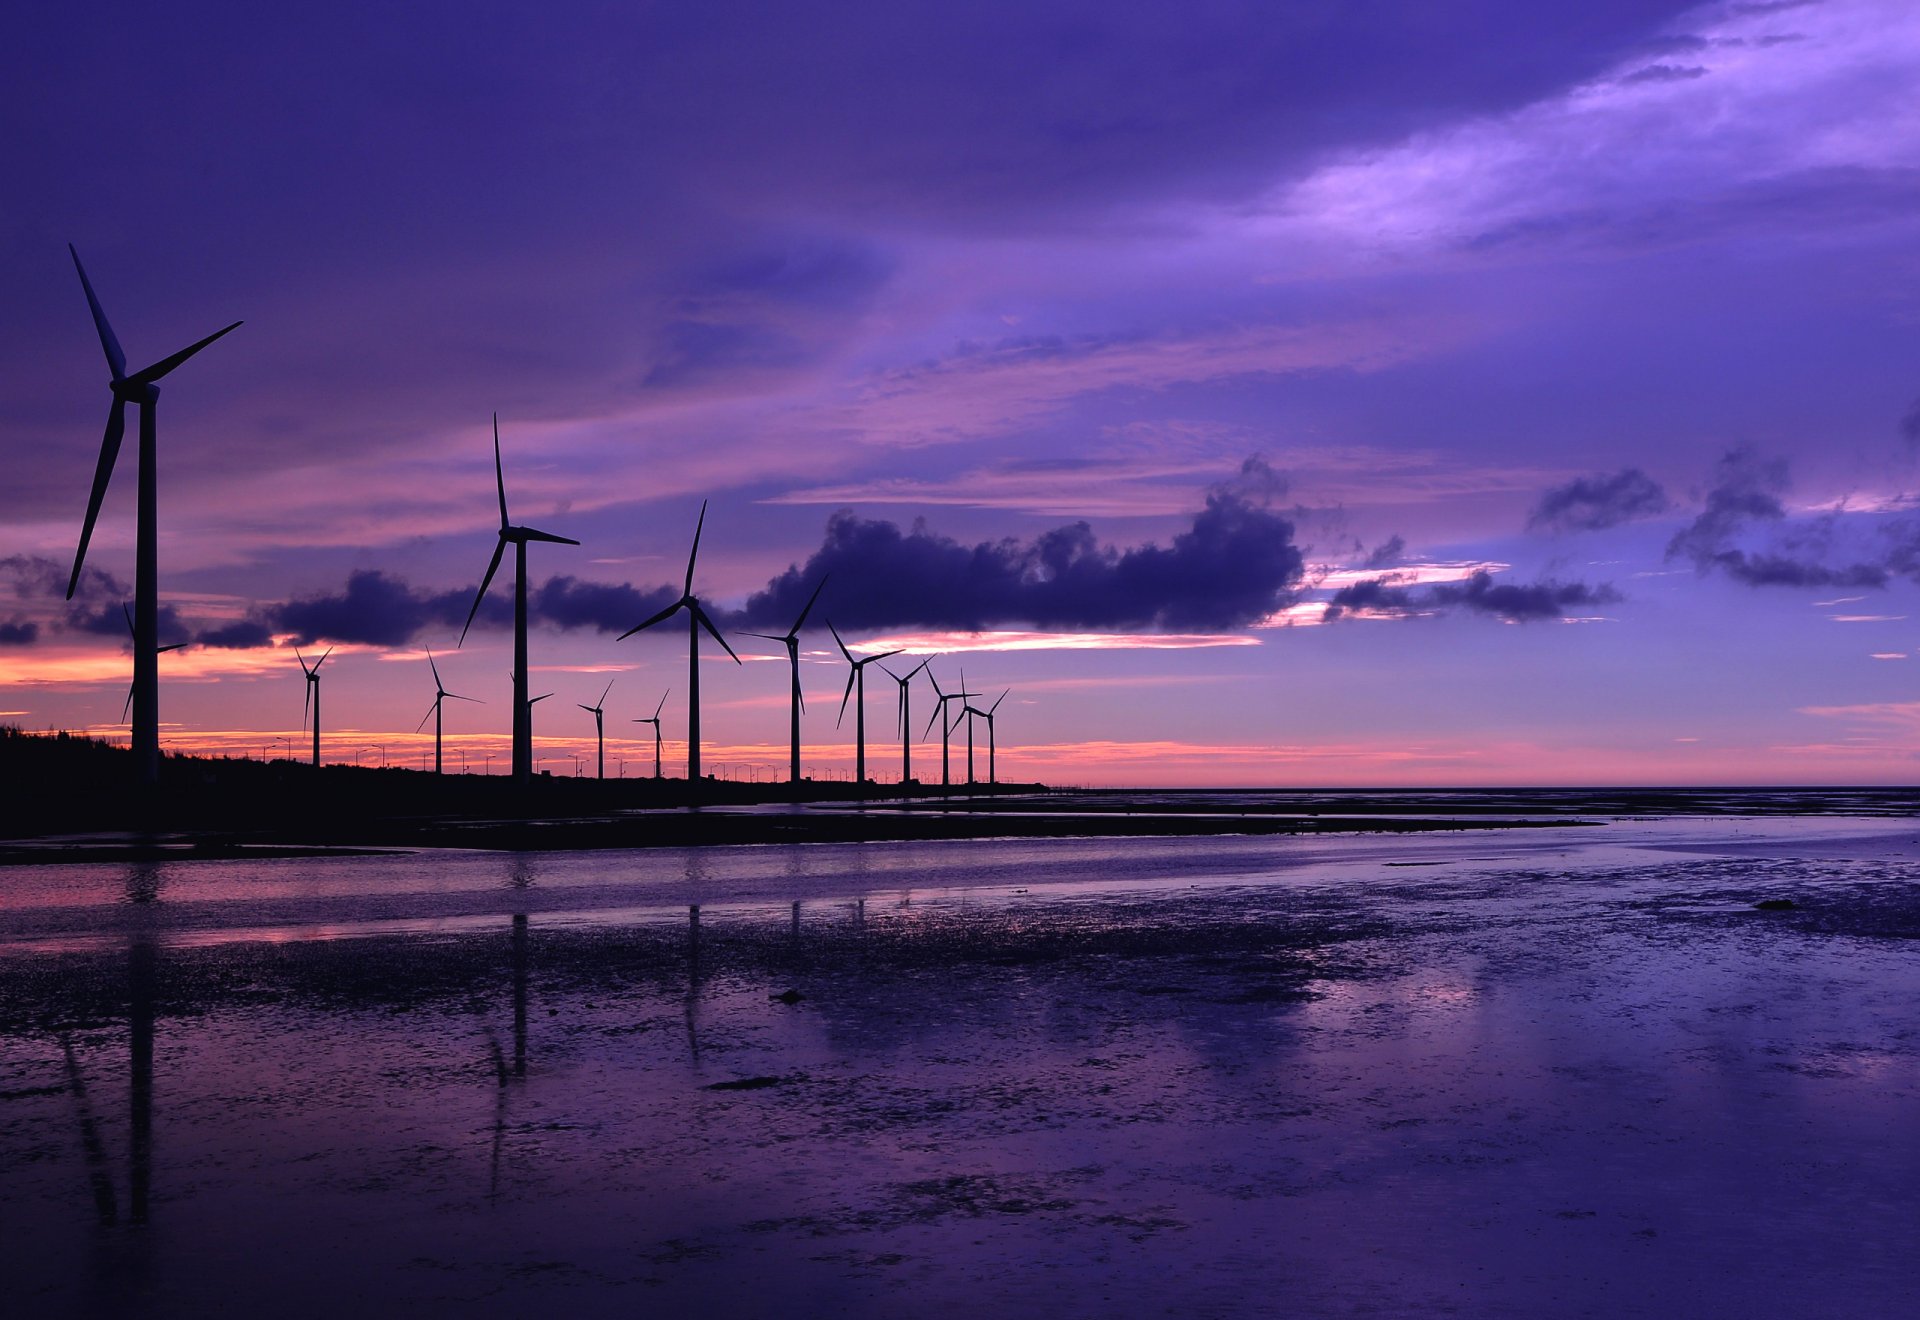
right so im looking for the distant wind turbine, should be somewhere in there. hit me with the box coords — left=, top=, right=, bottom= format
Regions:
left=618, top=502, right=739, bottom=783
left=416, top=648, right=480, bottom=775
left=460, top=415, right=578, bottom=785
left=120, top=604, right=186, bottom=724
left=742, top=575, right=827, bottom=785
left=298, top=647, right=333, bottom=767
left=922, top=665, right=978, bottom=792
left=66, top=245, right=242, bottom=787
left=880, top=656, right=932, bottom=785
left=830, top=621, right=899, bottom=786
left=577, top=678, right=615, bottom=780
left=631, top=690, right=668, bottom=780
left=980, top=690, right=1009, bottom=786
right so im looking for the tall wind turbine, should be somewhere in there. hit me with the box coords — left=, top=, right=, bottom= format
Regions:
left=830, top=622, right=899, bottom=786
left=923, top=666, right=978, bottom=792
left=298, top=647, right=332, bottom=767
left=460, top=415, right=578, bottom=785
left=632, top=690, right=668, bottom=780
left=417, top=648, right=480, bottom=775
left=742, top=576, right=827, bottom=785
left=577, top=678, right=614, bottom=780
left=618, top=503, right=739, bottom=783
left=66, top=245, right=242, bottom=787
left=880, top=656, right=932, bottom=784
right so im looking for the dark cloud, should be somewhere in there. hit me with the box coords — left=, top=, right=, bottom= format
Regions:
left=1528, top=468, right=1671, bottom=533
left=0, top=618, right=38, bottom=646
left=532, top=577, right=678, bottom=633
left=0, top=553, right=189, bottom=646
left=1361, top=535, right=1407, bottom=570
left=1900, top=397, right=1920, bottom=445
left=738, top=457, right=1304, bottom=631
left=1324, top=571, right=1621, bottom=623
left=197, top=619, right=275, bottom=650
left=268, top=571, right=487, bottom=648
left=1666, top=446, right=1892, bottom=588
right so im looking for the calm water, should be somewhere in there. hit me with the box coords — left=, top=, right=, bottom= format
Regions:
left=3, top=818, right=1918, bottom=1317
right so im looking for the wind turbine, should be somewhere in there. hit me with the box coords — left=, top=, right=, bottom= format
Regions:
left=120, top=604, right=186, bottom=724
left=65, top=245, right=242, bottom=787
left=922, top=665, right=978, bottom=792
left=297, top=647, right=332, bottom=767
left=742, top=576, right=827, bottom=785
left=829, top=622, right=899, bottom=786
left=460, top=415, right=578, bottom=785
left=880, top=656, right=932, bottom=785
left=618, top=502, right=739, bottom=783
left=416, top=648, right=480, bottom=775
left=632, top=690, right=668, bottom=780
left=516, top=679, right=554, bottom=774
left=979, top=690, right=1009, bottom=786
left=577, top=678, right=614, bottom=780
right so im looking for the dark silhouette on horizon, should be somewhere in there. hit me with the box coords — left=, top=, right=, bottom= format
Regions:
left=577, top=677, right=614, bottom=779
left=742, top=575, right=827, bottom=787
left=923, top=664, right=978, bottom=793
left=632, top=689, right=668, bottom=780
left=65, top=245, right=241, bottom=789
left=619, top=502, right=739, bottom=784
left=881, top=655, right=933, bottom=785
left=830, top=620, right=899, bottom=788
left=298, top=647, right=332, bottom=766
left=417, top=648, right=479, bottom=775
left=461, top=415, right=578, bottom=785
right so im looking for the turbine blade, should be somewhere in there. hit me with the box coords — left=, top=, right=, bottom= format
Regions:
left=302, top=679, right=311, bottom=729
left=618, top=600, right=683, bottom=641
left=68, top=245, right=126, bottom=379
left=991, top=690, right=1008, bottom=714
left=130, top=321, right=243, bottom=385
left=577, top=704, right=595, bottom=713
left=837, top=667, right=856, bottom=727
left=427, top=648, right=442, bottom=687
left=493, top=414, right=508, bottom=528
left=416, top=700, right=438, bottom=733
left=684, top=501, right=707, bottom=598
left=122, top=682, right=134, bottom=724
left=157, top=642, right=187, bottom=654
left=67, top=398, right=127, bottom=598
left=461, top=538, right=507, bottom=644
left=446, top=692, right=483, bottom=703
left=694, top=602, right=739, bottom=663
left=599, top=677, right=615, bottom=707
left=923, top=701, right=945, bottom=740
left=907, top=656, right=932, bottom=680
left=122, top=602, right=134, bottom=637
left=519, top=527, right=579, bottom=545
left=531, top=692, right=553, bottom=705
left=317, top=646, right=333, bottom=669
left=827, top=619, right=853, bottom=662
left=870, top=649, right=902, bottom=664
left=792, top=574, right=829, bottom=633
left=296, top=646, right=311, bottom=676
left=654, top=690, right=669, bottom=718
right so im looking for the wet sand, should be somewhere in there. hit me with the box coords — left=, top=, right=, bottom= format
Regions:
left=1, top=818, right=1917, bottom=1317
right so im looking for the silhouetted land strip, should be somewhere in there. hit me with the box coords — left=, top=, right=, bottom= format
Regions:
left=4, top=729, right=1915, bottom=862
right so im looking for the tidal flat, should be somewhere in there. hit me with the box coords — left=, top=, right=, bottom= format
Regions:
left=2, top=816, right=1917, bottom=1317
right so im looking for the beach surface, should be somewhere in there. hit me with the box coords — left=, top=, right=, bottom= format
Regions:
left=2, top=810, right=1917, bottom=1317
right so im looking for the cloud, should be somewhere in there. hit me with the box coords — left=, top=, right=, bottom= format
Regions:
left=1323, top=569, right=1621, bottom=622
left=269, top=571, right=487, bottom=648
left=0, top=618, right=38, bottom=646
left=1361, top=534, right=1408, bottom=569
left=1528, top=468, right=1671, bottom=533
left=1901, top=396, right=1920, bottom=444
left=0, top=553, right=190, bottom=646
left=1666, top=446, right=1892, bottom=588
left=738, top=457, right=1306, bottom=631
left=196, top=620, right=276, bottom=650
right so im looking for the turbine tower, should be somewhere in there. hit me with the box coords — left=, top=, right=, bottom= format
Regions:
left=577, top=678, right=614, bottom=780
left=618, top=502, right=739, bottom=783
left=298, top=647, right=332, bottom=767
left=830, top=621, right=899, bottom=786
left=742, top=575, right=827, bottom=785
left=632, top=690, right=668, bottom=780
left=120, top=603, right=186, bottom=724
left=417, top=648, right=480, bottom=774
left=65, top=245, right=242, bottom=788
left=880, top=656, right=932, bottom=785
left=460, top=415, right=578, bottom=785
left=922, top=666, right=978, bottom=792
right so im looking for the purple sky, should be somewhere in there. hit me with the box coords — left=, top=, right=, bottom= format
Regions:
left=6, top=0, right=1920, bottom=785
